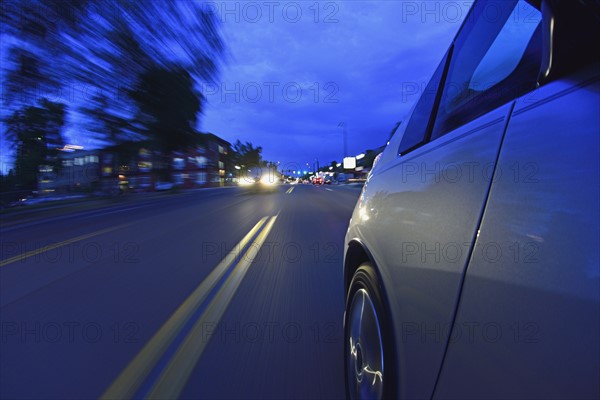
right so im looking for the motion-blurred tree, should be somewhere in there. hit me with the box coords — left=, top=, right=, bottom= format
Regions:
left=128, top=64, right=201, bottom=154
left=1, top=0, right=91, bottom=105
left=2, top=0, right=227, bottom=185
left=0, top=169, right=18, bottom=193
left=80, top=93, right=132, bottom=147
left=4, top=99, right=66, bottom=190
left=230, top=140, right=263, bottom=168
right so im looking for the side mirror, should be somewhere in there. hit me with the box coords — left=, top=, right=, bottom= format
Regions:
left=537, top=0, right=554, bottom=85
left=538, top=0, right=600, bottom=85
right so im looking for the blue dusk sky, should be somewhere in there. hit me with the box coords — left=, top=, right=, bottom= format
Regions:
left=200, top=1, right=472, bottom=169
left=1, top=1, right=473, bottom=173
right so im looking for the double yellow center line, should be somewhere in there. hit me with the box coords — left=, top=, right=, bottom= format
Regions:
left=102, top=215, right=278, bottom=400
left=285, top=187, right=294, bottom=194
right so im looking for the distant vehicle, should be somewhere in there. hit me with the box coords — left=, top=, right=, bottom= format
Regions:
left=238, top=166, right=279, bottom=192
left=343, top=1, right=600, bottom=399
left=312, top=177, right=323, bottom=185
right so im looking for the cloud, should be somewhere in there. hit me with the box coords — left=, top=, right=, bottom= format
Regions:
left=202, top=1, right=470, bottom=165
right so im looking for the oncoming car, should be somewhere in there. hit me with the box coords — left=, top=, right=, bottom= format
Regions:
left=238, top=166, right=280, bottom=192
left=343, top=1, right=599, bottom=399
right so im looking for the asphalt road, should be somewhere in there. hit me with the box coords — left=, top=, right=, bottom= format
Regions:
left=0, top=184, right=362, bottom=399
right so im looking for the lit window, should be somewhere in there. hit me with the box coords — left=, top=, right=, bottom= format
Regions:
left=138, top=161, right=152, bottom=171
left=173, top=158, right=185, bottom=170
left=196, top=172, right=207, bottom=184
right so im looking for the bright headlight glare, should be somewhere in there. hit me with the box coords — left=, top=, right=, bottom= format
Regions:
left=239, top=178, right=254, bottom=186
left=260, top=176, right=275, bottom=185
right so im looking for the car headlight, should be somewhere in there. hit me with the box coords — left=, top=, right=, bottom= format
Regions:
left=260, top=176, right=276, bottom=185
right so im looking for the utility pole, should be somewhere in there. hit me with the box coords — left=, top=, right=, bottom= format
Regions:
left=338, top=122, right=347, bottom=159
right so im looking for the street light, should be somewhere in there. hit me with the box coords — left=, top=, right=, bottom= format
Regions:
left=356, top=153, right=365, bottom=160
left=234, top=165, right=241, bottom=170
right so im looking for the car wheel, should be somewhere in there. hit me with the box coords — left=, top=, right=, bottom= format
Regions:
left=345, top=263, right=395, bottom=400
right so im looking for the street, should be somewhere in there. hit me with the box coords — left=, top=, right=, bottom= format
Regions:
left=0, top=184, right=362, bottom=399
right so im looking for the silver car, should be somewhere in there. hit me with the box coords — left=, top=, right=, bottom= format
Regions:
left=343, top=1, right=599, bottom=399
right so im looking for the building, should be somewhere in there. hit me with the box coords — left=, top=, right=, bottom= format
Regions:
left=38, top=149, right=100, bottom=194
left=38, top=133, right=232, bottom=193
left=203, top=133, right=231, bottom=185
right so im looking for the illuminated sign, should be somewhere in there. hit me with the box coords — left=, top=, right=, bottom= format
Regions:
left=343, top=157, right=356, bottom=169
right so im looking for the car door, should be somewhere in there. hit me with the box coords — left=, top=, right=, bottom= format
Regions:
left=353, top=1, right=544, bottom=398
left=434, top=1, right=600, bottom=398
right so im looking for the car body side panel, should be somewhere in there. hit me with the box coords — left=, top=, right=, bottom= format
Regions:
left=346, top=102, right=514, bottom=399
left=434, top=71, right=600, bottom=399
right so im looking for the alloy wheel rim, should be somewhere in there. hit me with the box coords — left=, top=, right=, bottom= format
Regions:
left=346, top=288, right=384, bottom=399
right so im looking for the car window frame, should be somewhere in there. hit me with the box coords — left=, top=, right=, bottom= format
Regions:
left=398, top=46, right=453, bottom=156
left=431, top=0, right=543, bottom=140
left=396, top=0, right=544, bottom=157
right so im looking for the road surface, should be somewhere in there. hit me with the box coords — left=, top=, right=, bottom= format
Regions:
left=0, top=184, right=362, bottom=399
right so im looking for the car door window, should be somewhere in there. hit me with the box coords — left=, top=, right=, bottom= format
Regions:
left=432, top=0, right=542, bottom=140
left=398, top=51, right=450, bottom=155
left=471, top=3, right=541, bottom=89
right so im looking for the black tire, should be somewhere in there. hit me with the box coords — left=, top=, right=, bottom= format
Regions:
left=344, top=263, right=396, bottom=399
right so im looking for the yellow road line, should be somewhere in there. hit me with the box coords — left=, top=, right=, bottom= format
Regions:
left=101, top=217, right=269, bottom=400
left=147, top=215, right=278, bottom=399
left=286, top=187, right=294, bottom=194
left=0, top=224, right=130, bottom=268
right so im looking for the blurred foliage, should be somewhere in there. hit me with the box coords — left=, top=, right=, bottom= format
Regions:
left=0, top=169, right=18, bottom=192
left=1, top=0, right=226, bottom=188
left=230, top=140, right=263, bottom=168
left=129, top=65, right=200, bottom=154
left=79, top=93, right=133, bottom=147
left=4, top=99, right=66, bottom=189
